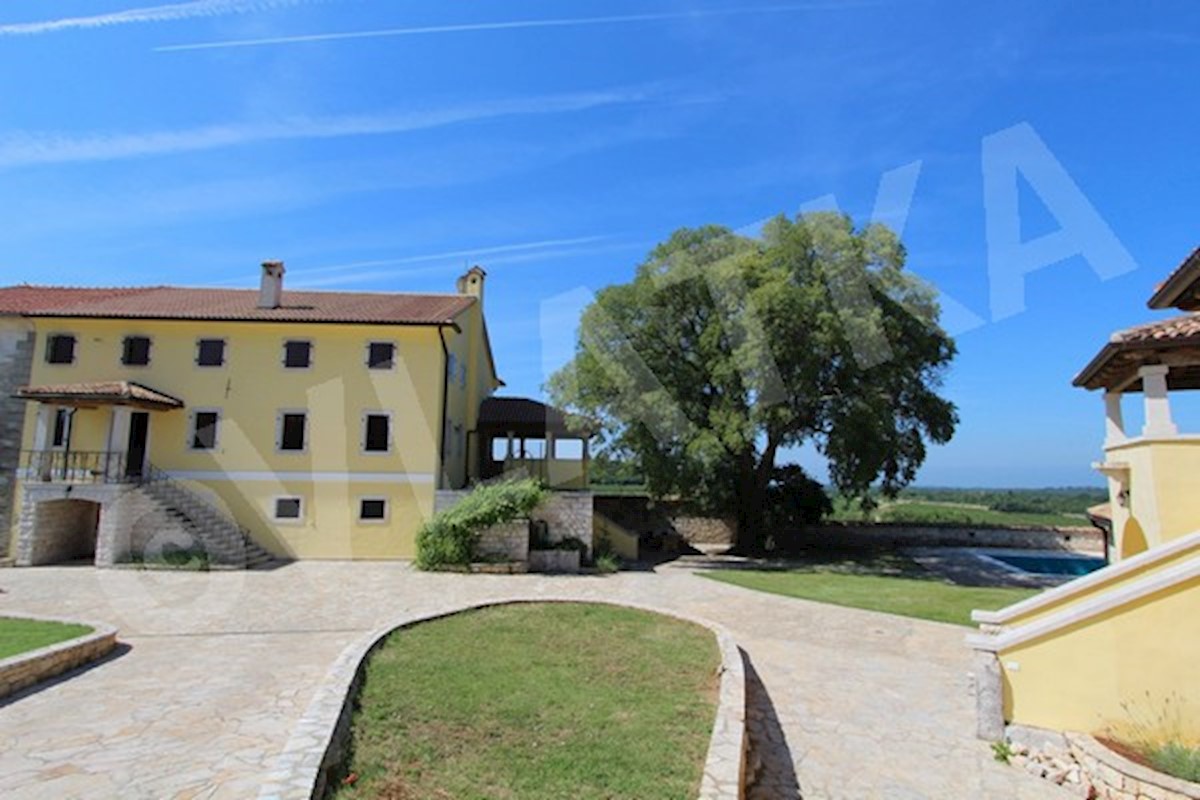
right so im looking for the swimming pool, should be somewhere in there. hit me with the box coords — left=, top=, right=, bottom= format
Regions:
left=988, top=552, right=1107, bottom=577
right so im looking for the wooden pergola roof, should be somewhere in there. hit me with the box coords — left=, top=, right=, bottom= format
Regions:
left=477, top=397, right=596, bottom=438
left=1074, top=314, right=1200, bottom=392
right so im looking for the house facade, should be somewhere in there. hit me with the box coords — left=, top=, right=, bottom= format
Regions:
left=969, top=246, right=1200, bottom=749
left=0, top=263, right=529, bottom=565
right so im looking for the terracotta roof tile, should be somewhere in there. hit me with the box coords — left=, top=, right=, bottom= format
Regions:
left=0, top=285, right=475, bottom=326
left=1148, top=245, right=1200, bottom=310
left=1111, top=313, right=1200, bottom=345
left=15, top=381, right=184, bottom=409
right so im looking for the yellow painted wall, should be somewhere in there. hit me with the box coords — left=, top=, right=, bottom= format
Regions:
left=10, top=312, right=489, bottom=558
left=998, top=571, right=1200, bottom=744
left=1104, top=437, right=1200, bottom=558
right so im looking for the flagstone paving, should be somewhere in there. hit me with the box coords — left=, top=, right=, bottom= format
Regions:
left=0, top=560, right=1071, bottom=799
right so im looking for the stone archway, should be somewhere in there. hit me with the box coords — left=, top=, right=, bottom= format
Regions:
left=27, top=498, right=101, bottom=565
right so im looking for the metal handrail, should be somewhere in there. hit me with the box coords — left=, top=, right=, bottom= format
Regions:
left=19, top=450, right=130, bottom=484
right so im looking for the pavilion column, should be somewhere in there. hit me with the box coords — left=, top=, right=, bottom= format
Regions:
left=1103, top=392, right=1126, bottom=447
left=505, top=431, right=515, bottom=461
left=1140, top=365, right=1178, bottom=438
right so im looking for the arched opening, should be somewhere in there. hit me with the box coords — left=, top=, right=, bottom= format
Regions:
left=30, top=499, right=101, bottom=565
left=1120, top=517, right=1149, bottom=560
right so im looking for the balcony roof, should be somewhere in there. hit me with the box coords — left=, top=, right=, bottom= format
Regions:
left=1074, top=313, right=1200, bottom=391
left=477, top=397, right=596, bottom=437
left=14, top=381, right=184, bottom=410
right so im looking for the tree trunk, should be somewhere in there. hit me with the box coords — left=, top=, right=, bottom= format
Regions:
left=732, top=439, right=778, bottom=553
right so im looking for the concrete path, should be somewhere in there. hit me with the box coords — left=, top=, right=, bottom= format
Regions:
left=0, top=561, right=1071, bottom=799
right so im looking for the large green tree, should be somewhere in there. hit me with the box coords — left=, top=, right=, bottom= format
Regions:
left=550, top=212, right=958, bottom=551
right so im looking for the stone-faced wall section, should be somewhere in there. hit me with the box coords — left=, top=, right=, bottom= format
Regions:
left=0, top=319, right=35, bottom=557
left=434, top=489, right=594, bottom=557
left=475, top=520, right=529, bottom=562
left=0, top=613, right=118, bottom=700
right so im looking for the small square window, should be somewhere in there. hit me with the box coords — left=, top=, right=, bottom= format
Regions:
left=122, top=336, right=151, bottom=366
left=359, top=498, right=387, bottom=521
left=197, top=339, right=226, bottom=367
left=279, top=412, right=307, bottom=451
left=367, top=342, right=395, bottom=370
left=283, top=340, right=312, bottom=369
left=192, top=411, right=219, bottom=450
left=46, top=334, right=76, bottom=365
left=363, top=414, right=390, bottom=453
left=274, top=497, right=302, bottom=520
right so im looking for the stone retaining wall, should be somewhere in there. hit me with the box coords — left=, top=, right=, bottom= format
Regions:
left=0, top=319, right=35, bottom=557
left=800, top=523, right=1104, bottom=554
left=1006, top=725, right=1200, bottom=800
left=435, top=489, right=594, bottom=556
left=475, top=520, right=529, bottom=562
left=260, top=598, right=746, bottom=800
left=0, top=614, right=118, bottom=700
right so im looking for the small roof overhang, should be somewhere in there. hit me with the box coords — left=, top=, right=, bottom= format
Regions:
left=1073, top=313, right=1200, bottom=392
left=14, top=381, right=185, bottom=411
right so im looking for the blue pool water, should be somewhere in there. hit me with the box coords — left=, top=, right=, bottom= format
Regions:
left=991, top=553, right=1107, bottom=577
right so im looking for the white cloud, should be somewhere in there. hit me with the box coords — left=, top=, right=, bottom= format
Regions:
left=0, top=0, right=323, bottom=36
left=155, top=3, right=871, bottom=52
left=0, top=87, right=651, bottom=169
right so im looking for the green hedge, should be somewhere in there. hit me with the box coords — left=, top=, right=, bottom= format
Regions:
left=416, top=479, right=547, bottom=570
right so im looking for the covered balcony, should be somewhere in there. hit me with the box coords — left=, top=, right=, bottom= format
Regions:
left=475, top=397, right=595, bottom=490
left=13, top=380, right=184, bottom=485
left=1074, top=315, right=1200, bottom=557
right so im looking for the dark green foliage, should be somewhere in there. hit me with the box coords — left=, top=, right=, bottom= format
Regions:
left=415, top=479, right=546, bottom=570
left=765, top=465, right=833, bottom=529
left=1148, top=742, right=1200, bottom=782
left=551, top=212, right=957, bottom=551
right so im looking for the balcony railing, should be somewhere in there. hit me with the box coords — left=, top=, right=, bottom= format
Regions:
left=18, top=450, right=133, bottom=484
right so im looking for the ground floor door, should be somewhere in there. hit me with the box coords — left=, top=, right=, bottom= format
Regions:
left=125, top=412, right=149, bottom=479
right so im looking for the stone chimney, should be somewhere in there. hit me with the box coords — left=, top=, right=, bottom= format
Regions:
left=456, top=265, right=486, bottom=305
left=258, top=261, right=285, bottom=309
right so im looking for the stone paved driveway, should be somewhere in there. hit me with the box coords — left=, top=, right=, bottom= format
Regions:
left=0, top=561, right=1070, bottom=799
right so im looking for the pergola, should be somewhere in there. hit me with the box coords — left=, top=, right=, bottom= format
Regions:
left=475, top=397, right=596, bottom=481
left=1074, top=247, right=1200, bottom=443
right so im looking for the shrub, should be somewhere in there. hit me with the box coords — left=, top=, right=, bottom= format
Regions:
left=595, top=552, right=620, bottom=574
left=1107, top=692, right=1200, bottom=783
left=416, top=479, right=547, bottom=570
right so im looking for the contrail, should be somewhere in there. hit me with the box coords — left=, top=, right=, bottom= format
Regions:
left=0, top=0, right=325, bottom=37
left=156, top=3, right=871, bottom=52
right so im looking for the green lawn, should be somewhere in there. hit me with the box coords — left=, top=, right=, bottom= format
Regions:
left=333, top=603, right=719, bottom=800
left=0, top=617, right=92, bottom=660
left=699, top=569, right=1038, bottom=626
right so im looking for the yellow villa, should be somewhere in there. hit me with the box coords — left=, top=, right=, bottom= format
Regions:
left=969, top=246, right=1200, bottom=765
left=0, top=263, right=591, bottom=567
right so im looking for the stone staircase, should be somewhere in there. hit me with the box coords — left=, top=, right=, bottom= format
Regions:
left=136, top=479, right=281, bottom=570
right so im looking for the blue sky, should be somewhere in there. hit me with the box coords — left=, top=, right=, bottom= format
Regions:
left=1, top=1, right=1198, bottom=487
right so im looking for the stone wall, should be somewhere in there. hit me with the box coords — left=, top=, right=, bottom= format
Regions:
left=435, top=489, right=594, bottom=557
left=801, top=523, right=1104, bottom=554
left=0, top=615, right=118, bottom=700
left=531, top=492, right=593, bottom=553
left=0, top=319, right=35, bottom=558
left=26, top=499, right=100, bottom=565
left=475, top=520, right=529, bottom=562
left=594, top=495, right=737, bottom=546
left=16, top=483, right=204, bottom=567
left=1006, top=726, right=1200, bottom=800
